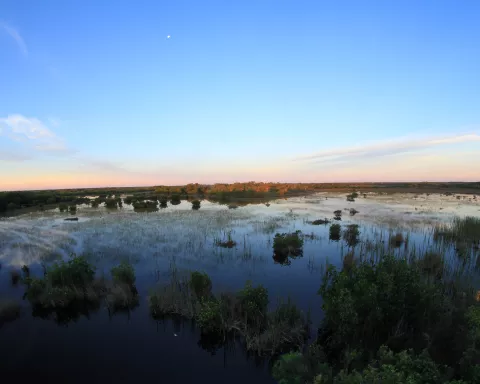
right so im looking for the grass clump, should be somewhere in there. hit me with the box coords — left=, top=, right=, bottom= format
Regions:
left=59, top=203, right=68, bottom=212
left=23, top=256, right=138, bottom=317
left=170, top=194, right=181, bottom=205
left=149, top=272, right=309, bottom=355
left=311, top=219, right=330, bottom=225
left=68, top=205, right=77, bottom=213
left=191, top=199, right=201, bottom=210
left=390, top=232, right=404, bottom=247
left=214, top=231, right=237, bottom=248
left=104, top=198, right=118, bottom=208
left=434, top=216, right=480, bottom=250
left=329, top=224, right=341, bottom=241
left=343, top=224, right=360, bottom=247
left=111, top=261, right=136, bottom=286
left=133, top=200, right=158, bottom=210
left=190, top=271, right=212, bottom=298
left=333, top=210, right=342, bottom=221
left=273, top=231, right=304, bottom=259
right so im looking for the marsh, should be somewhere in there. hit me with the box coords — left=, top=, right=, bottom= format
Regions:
left=0, top=192, right=479, bottom=383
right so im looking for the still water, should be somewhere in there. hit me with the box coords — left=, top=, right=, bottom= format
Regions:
left=0, top=193, right=478, bottom=383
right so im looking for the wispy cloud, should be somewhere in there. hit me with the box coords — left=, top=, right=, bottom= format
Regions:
left=1, top=22, right=28, bottom=57
left=294, top=132, right=480, bottom=163
left=0, top=114, right=70, bottom=153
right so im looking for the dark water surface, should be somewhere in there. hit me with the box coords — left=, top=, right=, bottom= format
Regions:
left=1, top=194, right=475, bottom=383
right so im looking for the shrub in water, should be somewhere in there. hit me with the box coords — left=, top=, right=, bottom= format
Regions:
left=329, top=224, right=341, bottom=241
left=273, top=231, right=304, bottom=258
left=191, top=199, right=201, bottom=210
left=111, top=261, right=136, bottom=286
left=190, top=271, right=212, bottom=298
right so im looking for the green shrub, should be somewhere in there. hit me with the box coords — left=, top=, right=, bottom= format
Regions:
left=104, top=198, right=118, bottom=208
left=329, top=224, right=341, bottom=241
left=197, top=298, right=224, bottom=334
left=170, top=194, right=181, bottom=205
left=191, top=199, right=201, bottom=210
left=343, top=224, right=360, bottom=247
left=237, top=280, right=268, bottom=326
left=59, top=203, right=68, bottom=212
left=273, top=231, right=304, bottom=257
left=159, top=198, right=168, bottom=208
left=111, top=261, right=135, bottom=286
left=68, top=205, right=77, bottom=213
left=190, top=271, right=212, bottom=298
left=47, top=256, right=95, bottom=287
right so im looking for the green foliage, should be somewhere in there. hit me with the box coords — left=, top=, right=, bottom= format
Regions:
left=132, top=200, right=158, bottom=209
left=47, top=256, right=95, bottom=287
left=111, top=261, right=135, bottom=286
left=197, top=298, right=224, bottom=334
left=104, top=198, right=118, bottom=208
left=191, top=199, right=201, bottom=210
left=330, top=224, right=341, bottom=241
left=68, top=205, right=77, bottom=213
left=159, top=198, right=168, bottom=208
left=238, top=280, right=269, bottom=326
left=170, top=194, right=181, bottom=205
left=343, top=224, right=360, bottom=247
left=59, top=203, right=68, bottom=212
left=312, top=219, right=330, bottom=225
left=273, top=231, right=304, bottom=257
left=190, top=271, right=212, bottom=298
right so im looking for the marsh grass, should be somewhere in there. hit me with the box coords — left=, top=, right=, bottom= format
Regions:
left=343, top=224, right=360, bottom=247
left=434, top=217, right=480, bottom=253
left=311, top=219, right=330, bottom=225
left=149, top=272, right=309, bottom=356
left=23, top=256, right=138, bottom=317
left=214, top=231, right=237, bottom=248
left=329, top=224, right=341, bottom=241
left=191, top=200, right=201, bottom=210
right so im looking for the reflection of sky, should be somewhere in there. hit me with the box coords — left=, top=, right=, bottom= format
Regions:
left=1, top=193, right=478, bottom=325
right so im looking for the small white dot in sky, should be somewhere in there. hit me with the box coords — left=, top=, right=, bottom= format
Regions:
left=167, top=35, right=171, bottom=39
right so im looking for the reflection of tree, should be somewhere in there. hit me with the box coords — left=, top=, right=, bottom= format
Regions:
left=31, top=300, right=101, bottom=326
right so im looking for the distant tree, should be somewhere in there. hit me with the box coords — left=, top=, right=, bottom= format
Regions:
left=191, top=200, right=201, bottom=210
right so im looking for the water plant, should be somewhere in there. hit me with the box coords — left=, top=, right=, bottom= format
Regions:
left=329, top=224, right=341, bottom=241
left=191, top=199, right=201, bottom=210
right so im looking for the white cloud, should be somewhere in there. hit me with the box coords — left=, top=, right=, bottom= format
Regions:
left=1, top=22, right=28, bottom=56
left=0, top=114, right=69, bottom=153
left=294, top=132, right=480, bottom=163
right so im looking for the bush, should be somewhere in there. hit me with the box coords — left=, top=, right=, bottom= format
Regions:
left=159, top=198, right=168, bottom=208
left=329, top=224, right=341, bottom=241
left=68, top=205, right=77, bottom=213
left=390, top=232, right=404, bottom=247
left=111, top=261, right=135, bottom=286
left=170, top=194, right=181, bottom=205
left=237, top=281, right=269, bottom=327
left=312, top=219, right=330, bottom=225
left=104, top=198, right=118, bottom=208
left=343, top=224, right=360, bottom=247
left=191, top=199, right=201, bottom=210
left=59, top=203, right=68, bottom=212
left=273, top=231, right=304, bottom=258
left=190, top=271, right=212, bottom=298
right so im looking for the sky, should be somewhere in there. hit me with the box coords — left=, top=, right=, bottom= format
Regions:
left=1, top=0, right=479, bottom=191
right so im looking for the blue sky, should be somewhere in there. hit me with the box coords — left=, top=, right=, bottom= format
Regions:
left=1, top=0, right=479, bottom=190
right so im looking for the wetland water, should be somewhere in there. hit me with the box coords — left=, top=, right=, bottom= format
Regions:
left=0, top=192, right=479, bottom=383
